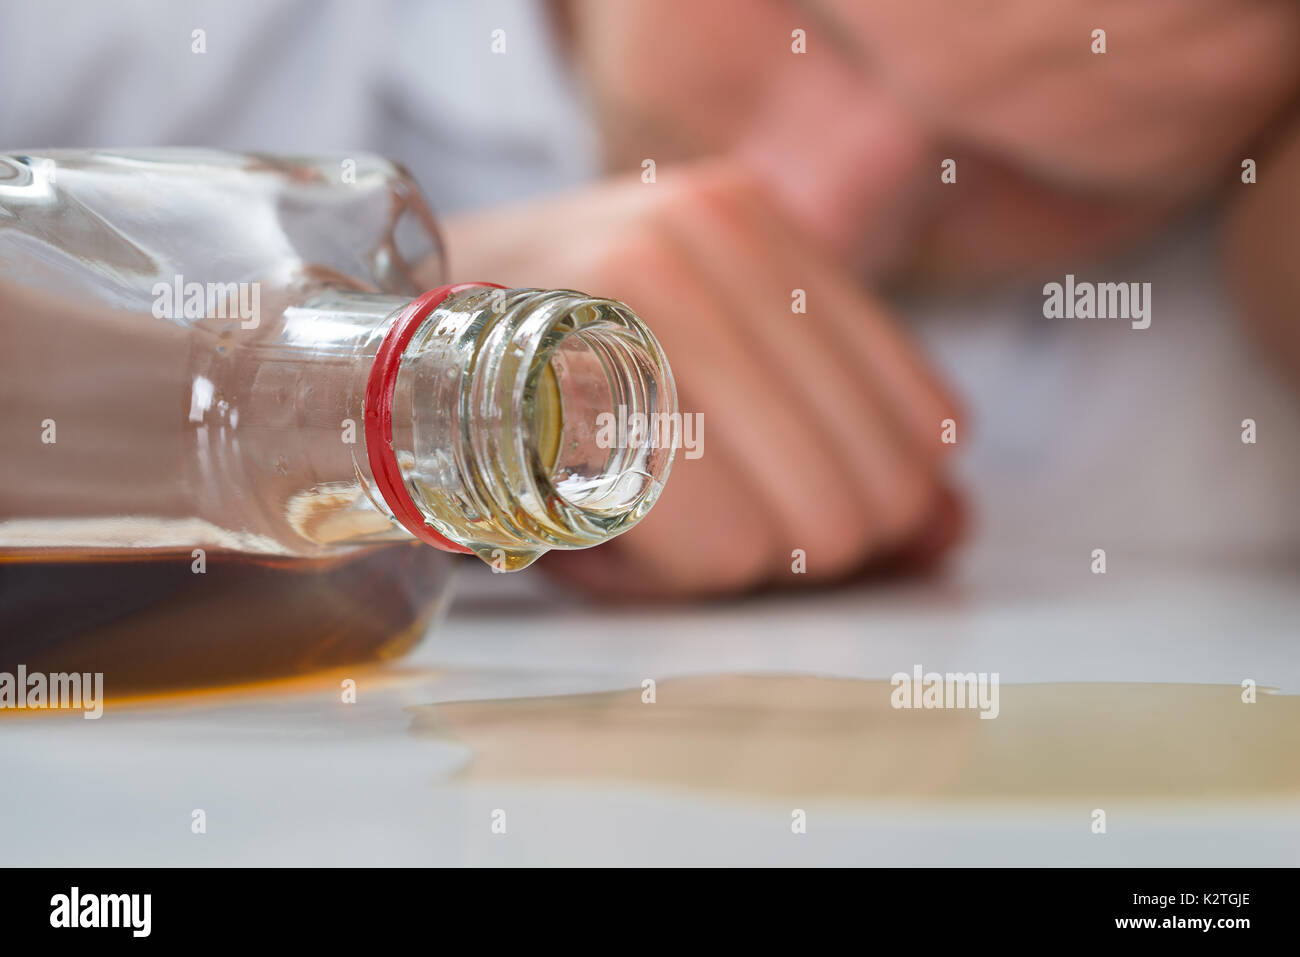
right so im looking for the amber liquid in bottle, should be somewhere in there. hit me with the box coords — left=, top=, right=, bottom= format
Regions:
left=0, top=546, right=448, bottom=695
left=0, top=359, right=568, bottom=695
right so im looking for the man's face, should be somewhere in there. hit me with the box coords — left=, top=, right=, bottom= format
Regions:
left=564, top=0, right=805, bottom=171
left=563, top=0, right=1300, bottom=283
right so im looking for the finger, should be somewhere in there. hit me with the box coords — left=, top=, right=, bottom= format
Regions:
left=543, top=440, right=776, bottom=598
left=657, top=168, right=940, bottom=548
left=569, top=225, right=881, bottom=580
left=733, top=168, right=966, bottom=462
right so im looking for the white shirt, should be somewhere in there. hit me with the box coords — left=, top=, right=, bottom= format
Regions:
left=0, top=0, right=598, bottom=213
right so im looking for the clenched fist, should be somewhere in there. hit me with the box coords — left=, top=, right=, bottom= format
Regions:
left=438, top=161, right=964, bottom=596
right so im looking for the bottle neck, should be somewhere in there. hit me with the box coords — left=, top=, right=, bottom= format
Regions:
left=356, top=284, right=677, bottom=569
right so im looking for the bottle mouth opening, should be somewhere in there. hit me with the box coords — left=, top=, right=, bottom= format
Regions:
left=470, top=291, right=678, bottom=550
left=383, top=285, right=678, bottom=568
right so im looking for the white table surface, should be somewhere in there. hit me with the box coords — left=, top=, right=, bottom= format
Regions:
left=3, top=545, right=1297, bottom=868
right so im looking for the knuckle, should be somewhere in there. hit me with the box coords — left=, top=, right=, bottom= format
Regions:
left=577, top=224, right=680, bottom=298
left=875, top=467, right=939, bottom=546
left=794, top=498, right=880, bottom=580
left=661, top=162, right=758, bottom=228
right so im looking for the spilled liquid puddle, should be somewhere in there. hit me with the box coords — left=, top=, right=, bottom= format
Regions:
left=413, top=676, right=1300, bottom=802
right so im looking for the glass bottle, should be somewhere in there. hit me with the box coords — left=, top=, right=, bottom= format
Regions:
left=0, top=150, right=677, bottom=693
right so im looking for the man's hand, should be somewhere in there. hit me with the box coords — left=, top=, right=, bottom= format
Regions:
left=438, top=161, right=964, bottom=597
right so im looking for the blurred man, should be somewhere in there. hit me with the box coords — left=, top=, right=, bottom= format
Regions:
left=4, top=0, right=1298, bottom=596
